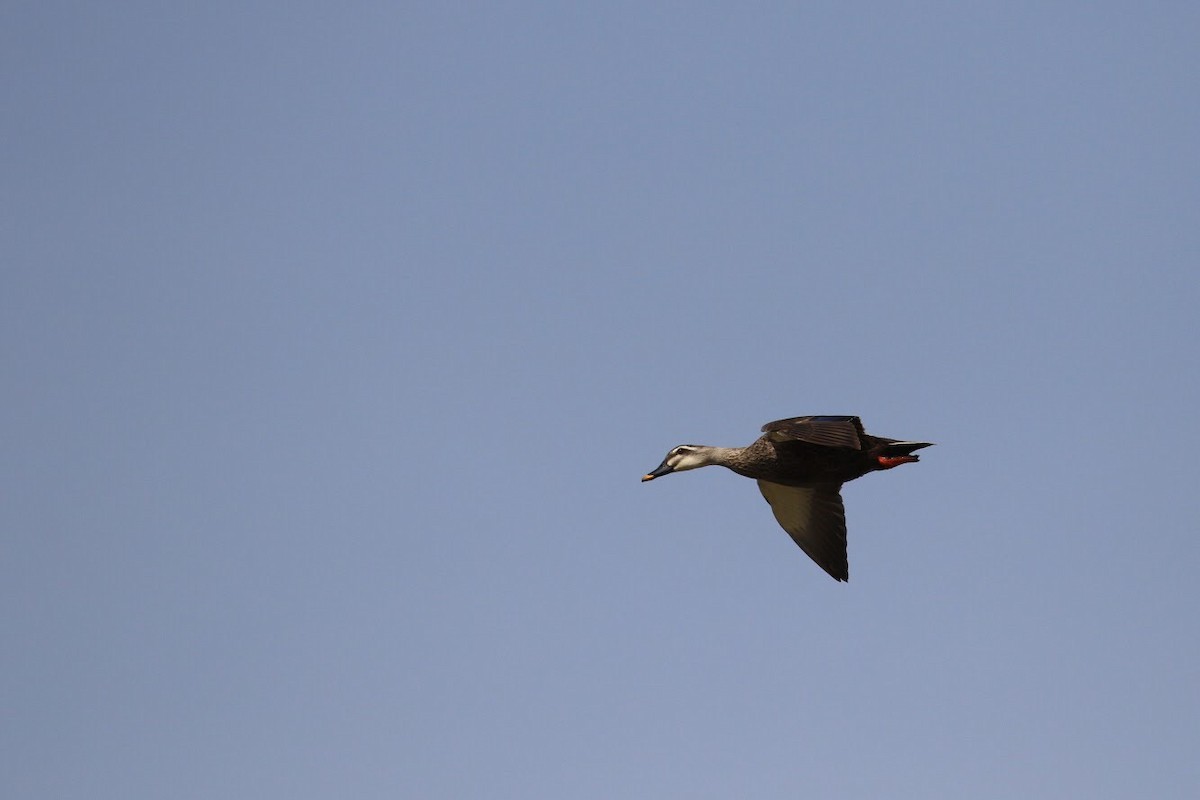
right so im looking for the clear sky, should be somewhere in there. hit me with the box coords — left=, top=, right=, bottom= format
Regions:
left=4, top=3, right=1198, bottom=798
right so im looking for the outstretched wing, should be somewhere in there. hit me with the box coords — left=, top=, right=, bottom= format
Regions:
left=761, top=415, right=865, bottom=450
left=756, top=480, right=849, bottom=582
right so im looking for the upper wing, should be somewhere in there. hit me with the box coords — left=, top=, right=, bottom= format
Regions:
left=761, top=415, right=865, bottom=450
left=756, top=480, right=849, bottom=582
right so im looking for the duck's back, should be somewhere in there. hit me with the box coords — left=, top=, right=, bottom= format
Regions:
left=731, top=435, right=872, bottom=486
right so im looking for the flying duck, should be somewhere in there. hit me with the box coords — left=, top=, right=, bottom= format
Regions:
left=642, top=415, right=932, bottom=581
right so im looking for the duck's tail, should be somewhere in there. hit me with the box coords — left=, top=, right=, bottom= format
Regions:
left=875, top=440, right=934, bottom=470
left=881, top=440, right=935, bottom=457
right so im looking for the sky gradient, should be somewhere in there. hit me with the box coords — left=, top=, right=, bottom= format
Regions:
left=4, top=3, right=1199, bottom=798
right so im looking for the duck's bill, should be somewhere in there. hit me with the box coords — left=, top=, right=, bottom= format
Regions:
left=641, top=462, right=674, bottom=481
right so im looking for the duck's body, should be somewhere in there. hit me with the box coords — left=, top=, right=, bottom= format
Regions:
left=641, top=415, right=932, bottom=582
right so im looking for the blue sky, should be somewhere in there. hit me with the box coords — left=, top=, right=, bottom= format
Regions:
left=4, top=3, right=1198, bottom=797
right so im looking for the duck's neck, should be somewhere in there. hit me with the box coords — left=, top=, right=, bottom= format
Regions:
left=701, top=446, right=745, bottom=469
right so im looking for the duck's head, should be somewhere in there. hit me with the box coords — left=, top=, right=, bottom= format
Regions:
left=641, top=445, right=714, bottom=482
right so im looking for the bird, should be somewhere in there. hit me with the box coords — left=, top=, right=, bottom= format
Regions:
left=641, top=415, right=932, bottom=582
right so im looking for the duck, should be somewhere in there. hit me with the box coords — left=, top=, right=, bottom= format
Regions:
left=641, top=415, right=932, bottom=582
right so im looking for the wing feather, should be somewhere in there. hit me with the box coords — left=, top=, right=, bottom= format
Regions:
left=756, top=480, right=849, bottom=581
left=761, top=416, right=865, bottom=450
